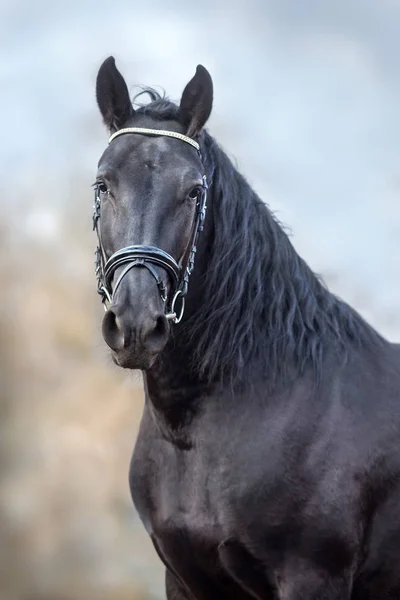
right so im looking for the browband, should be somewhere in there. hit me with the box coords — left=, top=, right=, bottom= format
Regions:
left=108, top=127, right=200, bottom=152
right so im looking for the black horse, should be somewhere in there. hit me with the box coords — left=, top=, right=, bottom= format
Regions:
left=93, top=56, right=400, bottom=599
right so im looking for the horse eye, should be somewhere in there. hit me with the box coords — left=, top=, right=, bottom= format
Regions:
left=188, top=187, right=201, bottom=201
left=97, top=182, right=108, bottom=194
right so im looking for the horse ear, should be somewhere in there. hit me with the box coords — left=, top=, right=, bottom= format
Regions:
left=179, top=65, right=213, bottom=137
left=96, top=56, right=135, bottom=133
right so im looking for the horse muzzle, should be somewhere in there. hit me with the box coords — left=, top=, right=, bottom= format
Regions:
left=102, top=294, right=170, bottom=370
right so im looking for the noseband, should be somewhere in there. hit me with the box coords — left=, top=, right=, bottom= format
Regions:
left=93, top=127, right=208, bottom=324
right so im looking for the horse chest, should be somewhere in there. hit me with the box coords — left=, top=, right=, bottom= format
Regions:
left=129, top=404, right=293, bottom=598
left=132, top=447, right=221, bottom=554
left=131, top=454, right=273, bottom=600
left=153, top=505, right=221, bottom=570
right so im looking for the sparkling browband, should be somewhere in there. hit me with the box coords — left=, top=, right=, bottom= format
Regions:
left=109, top=127, right=200, bottom=152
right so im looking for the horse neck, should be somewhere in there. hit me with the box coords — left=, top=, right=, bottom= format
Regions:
left=144, top=168, right=220, bottom=413
left=144, top=137, right=280, bottom=410
left=144, top=133, right=383, bottom=418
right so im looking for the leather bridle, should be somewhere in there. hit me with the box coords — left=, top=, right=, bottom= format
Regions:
left=93, top=127, right=208, bottom=324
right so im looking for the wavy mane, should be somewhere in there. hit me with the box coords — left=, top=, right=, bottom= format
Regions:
left=134, top=94, right=385, bottom=387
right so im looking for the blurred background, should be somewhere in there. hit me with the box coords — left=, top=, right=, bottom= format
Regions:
left=1, top=0, right=400, bottom=598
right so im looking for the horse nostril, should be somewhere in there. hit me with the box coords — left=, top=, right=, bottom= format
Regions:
left=102, top=309, right=124, bottom=351
left=143, top=314, right=169, bottom=349
left=155, top=315, right=168, bottom=338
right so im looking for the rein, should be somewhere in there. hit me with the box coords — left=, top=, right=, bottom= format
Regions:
left=93, top=127, right=208, bottom=324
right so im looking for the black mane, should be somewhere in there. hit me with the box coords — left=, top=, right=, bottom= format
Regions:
left=133, top=92, right=385, bottom=386
left=133, top=87, right=178, bottom=120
